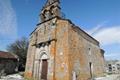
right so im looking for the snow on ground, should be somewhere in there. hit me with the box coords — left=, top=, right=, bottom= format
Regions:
left=0, top=74, right=24, bottom=80
left=0, top=73, right=120, bottom=80
left=95, top=74, right=120, bottom=80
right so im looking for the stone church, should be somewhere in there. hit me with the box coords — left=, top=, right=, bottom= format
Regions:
left=25, top=0, right=105, bottom=80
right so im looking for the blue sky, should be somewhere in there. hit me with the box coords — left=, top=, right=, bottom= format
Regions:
left=0, top=0, right=120, bottom=60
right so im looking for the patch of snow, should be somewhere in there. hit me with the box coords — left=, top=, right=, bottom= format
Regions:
left=94, top=74, right=120, bottom=80
left=0, top=74, right=24, bottom=80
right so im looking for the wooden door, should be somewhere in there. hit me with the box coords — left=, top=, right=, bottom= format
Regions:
left=41, top=59, right=48, bottom=80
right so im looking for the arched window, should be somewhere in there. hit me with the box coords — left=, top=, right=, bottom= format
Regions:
left=44, top=10, right=51, bottom=20
left=88, top=48, right=91, bottom=55
left=50, top=6, right=55, bottom=17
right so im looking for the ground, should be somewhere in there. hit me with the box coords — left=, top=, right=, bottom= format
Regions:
left=95, top=74, right=120, bottom=80
left=0, top=73, right=24, bottom=80
left=0, top=73, right=120, bottom=80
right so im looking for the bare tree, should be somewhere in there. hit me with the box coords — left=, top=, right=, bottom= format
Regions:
left=7, top=37, right=29, bottom=71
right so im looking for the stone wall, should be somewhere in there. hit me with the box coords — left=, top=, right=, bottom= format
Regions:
left=55, top=20, right=69, bottom=80
left=25, top=18, right=105, bottom=80
left=67, top=20, right=105, bottom=80
left=25, top=38, right=36, bottom=78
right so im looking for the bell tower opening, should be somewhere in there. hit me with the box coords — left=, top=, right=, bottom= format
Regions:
left=40, top=0, right=61, bottom=22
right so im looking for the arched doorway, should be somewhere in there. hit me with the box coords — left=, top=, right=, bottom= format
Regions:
left=40, top=52, right=48, bottom=80
left=34, top=51, right=49, bottom=80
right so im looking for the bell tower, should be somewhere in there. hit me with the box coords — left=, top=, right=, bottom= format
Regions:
left=40, top=0, right=61, bottom=22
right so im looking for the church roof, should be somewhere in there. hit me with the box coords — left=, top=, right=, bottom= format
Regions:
left=32, top=17, right=99, bottom=46
left=0, top=51, right=18, bottom=59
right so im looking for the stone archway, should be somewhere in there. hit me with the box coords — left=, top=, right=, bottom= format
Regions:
left=34, top=51, right=49, bottom=80
left=40, top=52, right=49, bottom=80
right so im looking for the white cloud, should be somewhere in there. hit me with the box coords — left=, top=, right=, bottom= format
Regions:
left=93, top=26, right=120, bottom=45
left=86, top=21, right=120, bottom=46
left=0, top=0, right=18, bottom=39
left=88, top=21, right=108, bottom=35
left=87, top=25, right=120, bottom=60
left=105, top=53, right=120, bottom=60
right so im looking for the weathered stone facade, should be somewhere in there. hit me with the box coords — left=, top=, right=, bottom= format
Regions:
left=25, top=0, right=105, bottom=80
